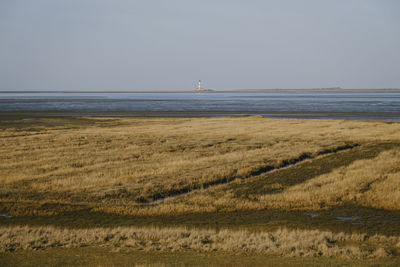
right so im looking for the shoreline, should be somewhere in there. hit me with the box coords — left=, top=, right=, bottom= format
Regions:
left=1, top=110, right=400, bottom=121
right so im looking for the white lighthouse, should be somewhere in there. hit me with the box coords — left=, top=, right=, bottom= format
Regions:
left=196, top=80, right=203, bottom=91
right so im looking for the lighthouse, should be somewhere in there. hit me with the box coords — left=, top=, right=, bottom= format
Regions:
left=196, top=80, right=203, bottom=91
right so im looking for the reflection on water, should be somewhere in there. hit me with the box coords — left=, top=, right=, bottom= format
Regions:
left=1, top=92, right=399, bottom=120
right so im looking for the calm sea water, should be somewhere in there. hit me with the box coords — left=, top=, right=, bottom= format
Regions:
left=1, top=92, right=399, bottom=120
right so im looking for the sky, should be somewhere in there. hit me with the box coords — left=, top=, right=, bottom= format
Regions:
left=0, top=0, right=399, bottom=91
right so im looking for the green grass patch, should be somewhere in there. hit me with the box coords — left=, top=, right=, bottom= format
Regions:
left=1, top=247, right=399, bottom=267
left=2, top=205, right=400, bottom=236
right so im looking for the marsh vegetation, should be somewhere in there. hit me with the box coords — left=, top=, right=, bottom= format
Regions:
left=1, top=115, right=400, bottom=265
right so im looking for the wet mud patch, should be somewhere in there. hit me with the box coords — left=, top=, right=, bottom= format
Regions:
left=336, top=216, right=362, bottom=224
left=306, top=212, right=318, bottom=218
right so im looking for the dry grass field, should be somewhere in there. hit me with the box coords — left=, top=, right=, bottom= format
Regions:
left=1, top=226, right=399, bottom=258
left=1, top=114, right=400, bottom=265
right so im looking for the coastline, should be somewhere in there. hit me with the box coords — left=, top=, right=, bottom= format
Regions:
left=1, top=110, right=400, bottom=121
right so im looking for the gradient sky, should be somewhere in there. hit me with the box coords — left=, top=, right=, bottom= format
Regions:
left=0, top=0, right=399, bottom=91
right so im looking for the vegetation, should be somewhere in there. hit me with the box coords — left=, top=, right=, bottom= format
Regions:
left=3, top=247, right=400, bottom=267
left=1, top=114, right=400, bottom=265
left=1, top=226, right=398, bottom=258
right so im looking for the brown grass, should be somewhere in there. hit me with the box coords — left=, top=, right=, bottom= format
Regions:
left=259, top=148, right=400, bottom=210
left=1, top=117, right=400, bottom=217
left=0, top=226, right=397, bottom=259
left=1, top=116, right=400, bottom=261
left=143, top=147, right=400, bottom=215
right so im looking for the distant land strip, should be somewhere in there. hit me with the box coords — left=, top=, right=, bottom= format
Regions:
left=1, top=88, right=400, bottom=93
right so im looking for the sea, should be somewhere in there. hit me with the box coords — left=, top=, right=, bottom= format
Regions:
left=1, top=91, right=400, bottom=120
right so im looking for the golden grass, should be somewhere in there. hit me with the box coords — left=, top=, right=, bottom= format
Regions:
left=259, top=148, right=400, bottom=210
left=125, top=148, right=400, bottom=216
left=0, top=226, right=397, bottom=259
left=1, top=117, right=400, bottom=216
left=2, top=116, right=400, bottom=261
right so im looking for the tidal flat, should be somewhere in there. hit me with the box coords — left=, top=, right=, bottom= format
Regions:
left=1, top=114, right=400, bottom=265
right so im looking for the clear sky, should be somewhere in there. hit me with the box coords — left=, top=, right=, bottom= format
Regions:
left=0, top=0, right=399, bottom=91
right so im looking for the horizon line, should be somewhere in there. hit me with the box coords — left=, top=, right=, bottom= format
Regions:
left=1, top=88, right=400, bottom=93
